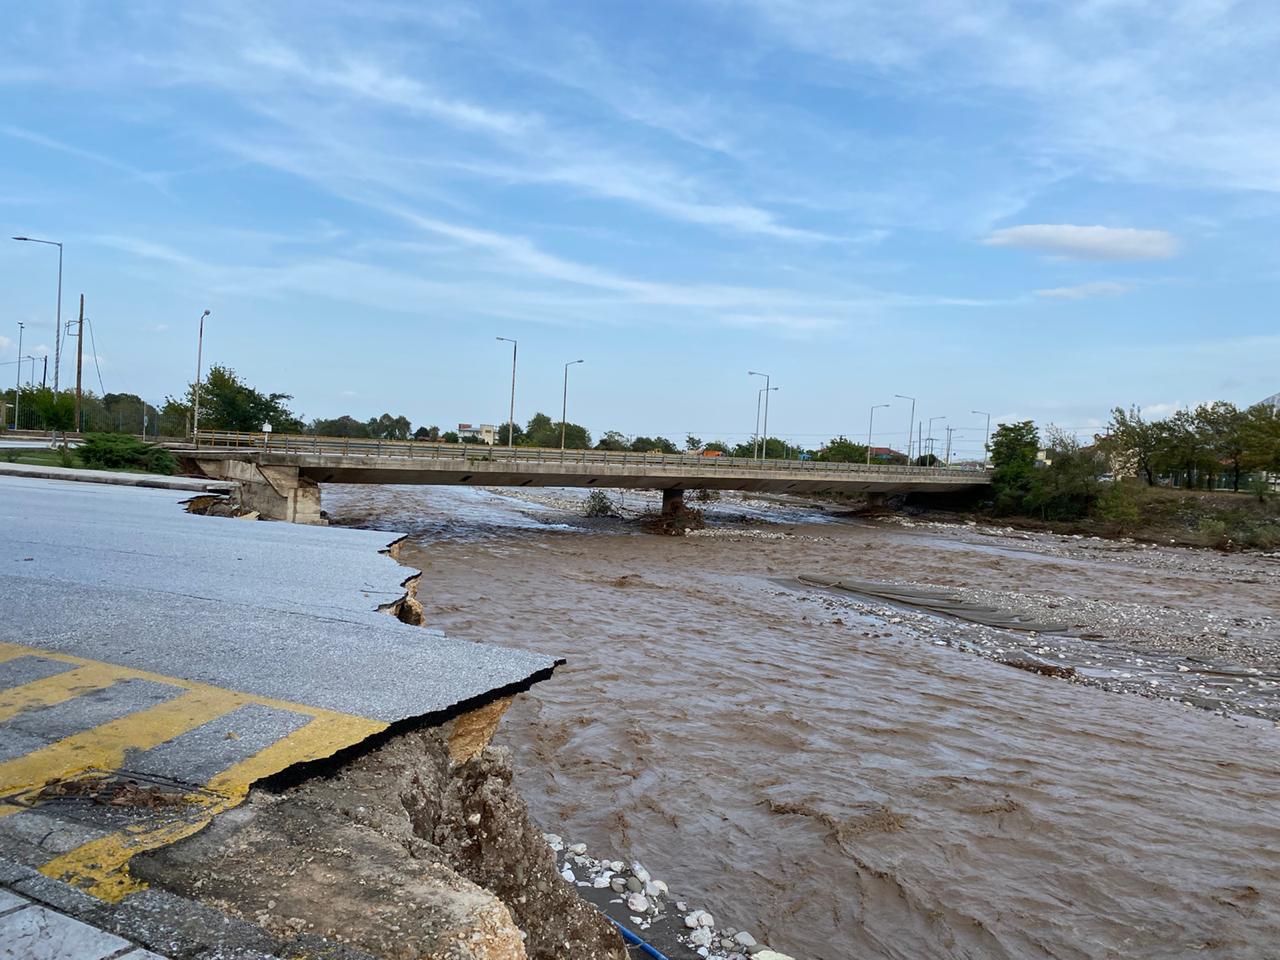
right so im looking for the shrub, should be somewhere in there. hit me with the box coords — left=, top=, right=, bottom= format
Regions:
left=583, top=490, right=614, bottom=517
left=1094, top=483, right=1142, bottom=533
left=77, top=434, right=177, bottom=475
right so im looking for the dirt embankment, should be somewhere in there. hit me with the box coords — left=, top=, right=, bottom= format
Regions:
left=138, top=723, right=626, bottom=960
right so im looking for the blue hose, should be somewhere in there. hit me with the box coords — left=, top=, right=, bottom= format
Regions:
left=610, top=917, right=673, bottom=960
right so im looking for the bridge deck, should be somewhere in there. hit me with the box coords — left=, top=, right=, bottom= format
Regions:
left=188, top=431, right=991, bottom=494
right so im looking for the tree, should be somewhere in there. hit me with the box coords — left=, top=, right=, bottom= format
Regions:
left=442, top=430, right=460, bottom=443
left=703, top=440, right=732, bottom=455
left=31, top=388, right=76, bottom=443
left=1027, top=426, right=1103, bottom=520
left=496, top=422, right=524, bottom=445
left=816, top=436, right=869, bottom=463
left=1196, top=401, right=1249, bottom=491
left=596, top=430, right=629, bottom=451
left=685, top=435, right=702, bottom=452
left=311, top=415, right=371, bottom=438
left=630, top=436, right=678, bottom=454
left=989, top=420, right=1039, bottom=514
left=1101, top=407, right=1164, bottom=485
left=414, top=425, right=441, bottom=441
left=366, top=413, right=412, bottom=440
left=524, top=412, right=589, bottom=449
left=167, top=365, right=304, bottom=433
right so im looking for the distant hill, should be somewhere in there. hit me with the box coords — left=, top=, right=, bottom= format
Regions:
left=1263, top=392, right=1280, bottom=410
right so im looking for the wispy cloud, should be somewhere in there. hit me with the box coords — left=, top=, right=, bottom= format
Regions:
left=985, top=225, right=1180, bottom=261
left=1035, top=280, right=1131, bottom=300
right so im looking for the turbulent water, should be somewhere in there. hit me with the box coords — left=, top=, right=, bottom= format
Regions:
left=325, top=484, right=1280, bottom=960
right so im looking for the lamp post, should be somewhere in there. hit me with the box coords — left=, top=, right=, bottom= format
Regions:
left=894, top=394, right=916, bottom=461
left=560, top=359, right=583, bottom=451
left=12, top=237, right=63, bottom=392
left=12, top=322, right=23, bottom=430
left=927, top=416, right=946, bottom=461
left=193, top=309, right=211, bottom=442
left=867, top=402, right=889, bottom=465
left=749, top=371, right=772, bottom=461
left=497, top=337, right=517, bottom=450
left=972, top=410, right=991, bottom=465
left=945, top=426, right=958, bottom=465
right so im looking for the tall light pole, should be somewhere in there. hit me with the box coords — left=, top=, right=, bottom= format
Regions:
left=945, top=426, right=958, bottom=465
left=867, top=403, right=889, bottom=464
left=749, top=371, right=772, bottom=461
left=972, top=410, right=991, bottom=465
left=497, top=337, right=517, bottom=450
left=193, top=309, right=211, bottom=442
left=12, top=322, right=23, bottom=430
left=12, top=237, right=62, bottom=392
left=560, top=359, right=583, bottom=451
left=927, top=415, right=946, bottom=460
left=894, top=394, right=916, bottom=461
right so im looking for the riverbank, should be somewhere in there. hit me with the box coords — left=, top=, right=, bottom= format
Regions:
left=325, top=482, right=1280, bottom=960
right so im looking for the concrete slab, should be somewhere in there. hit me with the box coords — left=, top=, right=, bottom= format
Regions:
left=0, top=461, right=235, bottom=493
left=0, top=902, right=135, bottom=960
left=0, top=474, right=558, bottom=903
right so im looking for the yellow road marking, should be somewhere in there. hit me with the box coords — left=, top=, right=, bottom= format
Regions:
left=0, top=685, right=249, bottom=798
left=0, top=663, right=123, bottom=723
left=0, top=642, right=389, bottom=899
left=41, top=713, right=386, bottom=900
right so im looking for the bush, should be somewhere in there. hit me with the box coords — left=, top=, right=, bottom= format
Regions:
left=1094, top=482, right=1142, bottom=533
left=583, top=490, right=614, bottom=518
left=77, top=434, right=178, bottom=475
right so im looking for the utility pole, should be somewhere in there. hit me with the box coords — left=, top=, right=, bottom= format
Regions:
left=945, top=426, right=955, bottom=465
left=894, top=394, right=916, bottom=461
left=74, top=294, right=84, bottom=433
left=867, top=403, right=889, bottom=465
left=497, top=337, right=517, bottom=450
left=13, top=322, right=23, bottom=430
left=41, top=354, right=47, bottom=388
left=972, top=410, right=992, bottom=465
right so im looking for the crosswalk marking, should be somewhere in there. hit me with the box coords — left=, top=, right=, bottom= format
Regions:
left=0, top=641, right=389, bottom=900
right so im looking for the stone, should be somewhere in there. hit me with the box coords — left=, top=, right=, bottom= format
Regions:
left=734, top=931, right=758, bottom=947
left=625, top=876, right=644, bottom=893
left=567, top=843, right=587, bottom=855
left=752, top=951, right=796, bottom=960
left=689, top=926, right=713, bottom=948
left=630, top=862, right=651, bottom=883
left=625, top=893, right=650, bottom=914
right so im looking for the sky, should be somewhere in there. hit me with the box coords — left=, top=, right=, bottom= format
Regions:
left=2, top=0, right=1278, bottom=459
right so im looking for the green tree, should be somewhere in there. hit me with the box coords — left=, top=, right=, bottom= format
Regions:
left=442, top=430, right=460, bottom=443
left=703, top=440, right=732, bottom=455
left=1101, top=406, right=1163, bottom=485
left=31, top=388, right=76, bottom=440
left=989, top=420, right=1040, bottom=514
left=1027, top=426, right=1103, bottom=520
left=168, top=365, right=304, bottom=433
left=310, top=415, right=371, bottom=438
left=630, top=436, right=678, bottom=454
left=816, top=436, right=869, bottom=463
left=595, top=430, right=629, bottom=451
left=524, top=412, right=590, bottom=448
left=496, top=422, right=523, bottom=445
left=366, top=413, right=412, bottom=440
left=685, top=435, right=702, bottom=451
left=414, top=425, right=441, bottom=441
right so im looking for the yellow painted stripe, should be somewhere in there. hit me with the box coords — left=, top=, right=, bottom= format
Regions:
left=40, top=713, right=387, bottom=900
left=0, top=644, right=32, bottom=666
left=0, top=663, right=124, bottom=723
left=207, top=712, right=387, bottom=799
left=0, top=685, right=248, bottom=797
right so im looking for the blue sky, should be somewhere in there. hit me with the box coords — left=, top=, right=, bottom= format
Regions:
left=2, top=0, right=1277, bottom=458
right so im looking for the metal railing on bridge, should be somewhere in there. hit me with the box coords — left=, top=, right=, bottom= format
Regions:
left=191, top=430, right=990, bottom=480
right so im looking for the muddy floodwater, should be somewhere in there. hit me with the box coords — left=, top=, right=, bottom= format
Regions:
left=325, top=485, right=1280, bottom=960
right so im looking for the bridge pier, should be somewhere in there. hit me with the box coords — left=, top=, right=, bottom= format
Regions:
left=661, top=488, right=685, bottom=517
left=193, top=458, right=325, bottom=524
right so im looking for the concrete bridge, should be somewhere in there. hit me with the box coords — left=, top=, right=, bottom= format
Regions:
left=183, top=430, right=992, bottom=523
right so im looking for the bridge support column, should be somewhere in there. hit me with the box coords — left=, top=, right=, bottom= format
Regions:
left=661, top=488, right=685, bottom=517
left=193, top=459, right=325, bottom=524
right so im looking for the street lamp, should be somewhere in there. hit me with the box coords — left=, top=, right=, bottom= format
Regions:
left=12, top=237, right=63, bottom=392
left=945, top=427, right=959, bottom=465
left=927, top=415, right=946, bottom=461
left=193, top=309, right=211, bottom=442
left=12, top=322, right=23, bottom=430
left=972, top=410, right=991, bottom=465
left=867, top=403, right=889, bottom=465
left=560, top=359, right=583, bottom=451
left=749, top=371, right=773, bottom=461
left=894, top=394, right=916, bottom=461
left=496, top=337, right=518, bottom=450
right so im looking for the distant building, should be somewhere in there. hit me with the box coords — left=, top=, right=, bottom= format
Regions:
left=868, top=446, right=906, bottom=463
left=457, top=423, right=497, bottom=445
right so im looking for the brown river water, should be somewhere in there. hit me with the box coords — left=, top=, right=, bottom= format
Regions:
left=325, top=485, right=1280, bottom=960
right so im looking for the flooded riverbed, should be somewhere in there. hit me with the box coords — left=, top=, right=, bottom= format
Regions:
left=326, top=485, right=1280, bottom=959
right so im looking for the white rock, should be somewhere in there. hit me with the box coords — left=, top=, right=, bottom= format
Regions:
left=625, top=893, right=650, bottom=913
left=644, top=880, right=668, bottom=897
left=734, top=931, right=757, bottom=946
left=689, top=927, right=713, bottom=948
left=684, top=909, right=715, bottom=929
left=544, top=833, right=562, bottom=849
left=593, top=876, right=612, bottom=889
left=753, top=952, right=797, bottom=960
left=568, top=842, right=588, bottom=855
left=559, top=866, right=575, bottom=883
left=631, top=862, right=651, bottom=883
left=610, top=861, right=625, bottom=872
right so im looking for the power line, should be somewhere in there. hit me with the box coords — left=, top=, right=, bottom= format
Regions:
left=86, top=317, right=106, bottom=396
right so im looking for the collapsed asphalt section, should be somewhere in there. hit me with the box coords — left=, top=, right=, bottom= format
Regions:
left=0, top=474, right=623, bottom=959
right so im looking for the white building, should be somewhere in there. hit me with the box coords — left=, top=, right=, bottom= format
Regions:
left=457, top=423, right=497, bottom=444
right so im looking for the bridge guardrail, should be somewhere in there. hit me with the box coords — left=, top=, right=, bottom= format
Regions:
left=192, top=430, right=990, bottom=480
